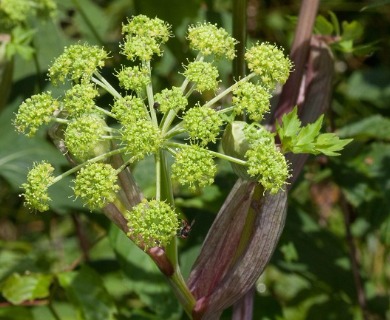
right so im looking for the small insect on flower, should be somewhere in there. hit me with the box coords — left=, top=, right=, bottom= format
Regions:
left=177, top=219, right=195, bottom=239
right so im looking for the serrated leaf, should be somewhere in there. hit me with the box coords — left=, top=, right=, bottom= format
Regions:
left=1, top=273, right=53, bottom=305
left=279, top=107, right=301, bottom=138
left=294, top=115, right=324, bottom=152
left=314, top=133, right=353, bottom=156
left=57, top=265, right=117, bottom=320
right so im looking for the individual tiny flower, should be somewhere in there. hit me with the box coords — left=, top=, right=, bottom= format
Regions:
left=171, top=144, right=216, bottom=191
left=154, top=87, right=187, bottom=114
left=187, top=22, right=237, bottom=60
left=125, top=199, right=179, bottom=250
left=183, top=105, right=223, bottom=145
left=21, top=161, right=55, bottom=212
left=63, top=82, right=99, bottom=118
left=121, top=15, right=171, bottom=61
left=116, top=65, right=150, bottom=92
left=245, top=42, right=292, bottom=90
left=183, top=61, right=220, bottom=93
left=111, top=95, right=148, bottom=124
left=232, top=81, right=271, bottom=122
left=64, top=114, right=110, bottom=162
left=120, top=119, right=163, bottom=162
left=73, top=163, right=120, bottom=210
left=48, top=43, right=109, bottom=84
left=14, top=92, right=59, bottom=137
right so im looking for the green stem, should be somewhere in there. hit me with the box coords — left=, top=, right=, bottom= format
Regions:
left=160, top=53, right=204, bottom=135
left=157, top=149, right=196, bottom=317
left=50, top=147, right=126, bottom=185
left=233, top=0, right=248, bottom=80
left=166, top=141, right=247, bottom=166
left=94, top=105, right=117, bottom=119
left=144, top=60, right=158, bottom=126
left=92, top=72, right=122, bottom=99
left=168, top=271, right=197, bottom=318
left=203, top=73, right=255, bottom=108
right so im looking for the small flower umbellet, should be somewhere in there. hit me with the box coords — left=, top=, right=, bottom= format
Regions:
left=21, top=161, right=55, bottom=212
left=126, top=199, right=179, bottom=250
left=14, top=92, right=59, bottom=137
left=73, top=163, right=120, bottom=209
left=171, top=144, right=217, bottom=191
left=48, top=43, right=109, bottom=84
left=187, top=22, right=237, bottom=60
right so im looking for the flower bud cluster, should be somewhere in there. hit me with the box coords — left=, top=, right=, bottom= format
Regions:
left=64, top=114, right=109, bottom=162
left=49, top=44, right=108, bottom=84
left=232, top=81, right=271, bottom=122
left=243, top=124, right=290, bottom=194
left=245, top=42, right=292, bottom=90
left=125, top=199, right=179, bottom=250
left=14, top=92, right=59, bottom=137
left=183, top=105, right=222, bottom=145
left=0, top=0, right=57, bottom=26
left=64, top=82, right=99, bottom=118
left=121, top=15, right=171, bottom=61
left=187, top=22, right=237, bottom=60
left=116, top=66, right=150, bottom=93
left=171, top=144, right=216, bottom=191
left=21, top=161, right=55, bottom=212
left=111, top=95, right=148, bottom=124
left=154, top=87, right=187, bottom=114
left=73, top=163, right=120, bottom=209
left=183, top=61, right=220, bottom=93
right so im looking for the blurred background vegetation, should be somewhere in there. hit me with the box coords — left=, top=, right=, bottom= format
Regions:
left=0, top=0, right=389, bottom=319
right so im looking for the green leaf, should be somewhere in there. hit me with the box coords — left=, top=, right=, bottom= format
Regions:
left=278, top=107, right=301, bottom=138
left=1, top=273, right=53, bottom=305
left=341, top=20, right=364, bottom=41
left=57, top=265, right=117, bottom=320
left=277, top=107, right=352, bottom=156
left=337, top=115, right=390, bottom=141
left=294, top=115, right=324, bottom=152
left=314, top=15, right=334, bottom=35
left=314, top=133, right=353, bottom=156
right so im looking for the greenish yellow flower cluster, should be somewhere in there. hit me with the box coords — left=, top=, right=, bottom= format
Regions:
left=21, top=162, right=55, bottom=212
left=126, top=199, right=179, bottom=250
left=73, top=163, right=120, bottom=210
left=14, top=92, right=59, bottom=137
left=0, top=0, right=56, bottom=28
left=16, top=14, right=301, bottom=249
left=48, top=44, right=109, bottom=84
left=171, top=145, right=216, bottom=191
left=243, top=124, right=290, bottom=194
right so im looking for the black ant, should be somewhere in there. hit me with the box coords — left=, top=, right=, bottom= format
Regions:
left=177, top=219, right=195, bottom=239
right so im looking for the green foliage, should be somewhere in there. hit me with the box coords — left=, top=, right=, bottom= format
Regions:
left=276, top=107, right=352, bottom=156
left=1, top=273, right=53, bottom=305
